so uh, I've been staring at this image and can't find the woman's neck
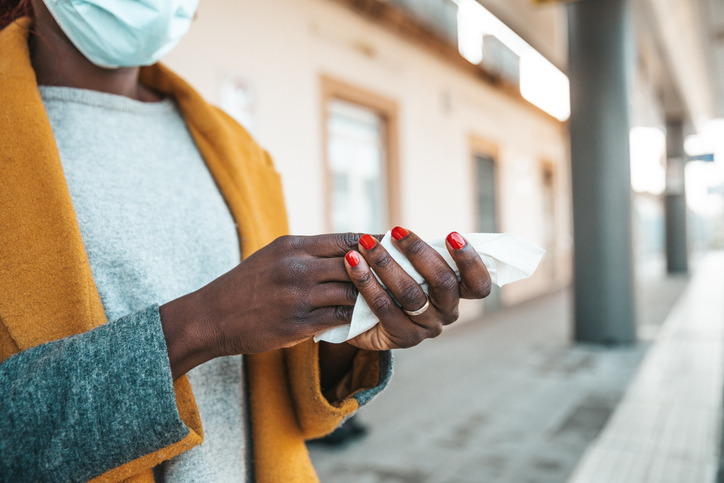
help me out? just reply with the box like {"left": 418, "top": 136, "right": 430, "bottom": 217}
{"left": 29, "top": 0, "right": 162, "bottom": 102}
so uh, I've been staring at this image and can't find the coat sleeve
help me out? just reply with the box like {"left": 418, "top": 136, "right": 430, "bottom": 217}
{"left": 0, "top": 305, "right": 200, "bottom": 483}
{"left": 284, "top": 339, "right": 393, "bottom": 440}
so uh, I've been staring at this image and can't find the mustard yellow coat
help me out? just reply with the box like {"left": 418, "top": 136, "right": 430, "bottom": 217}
{"left": 0, "top": 18, "right": 381, "bottom": 483}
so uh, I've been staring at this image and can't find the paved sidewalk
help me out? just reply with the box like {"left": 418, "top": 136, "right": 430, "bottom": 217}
{"left": 309, "top": 257, "right": 691, "bottom": 483}
{"left": 568, "top": 252, "right": 724, "bottom": 483}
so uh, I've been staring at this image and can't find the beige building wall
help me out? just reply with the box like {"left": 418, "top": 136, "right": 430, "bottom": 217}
{"left": 164, "top": 0, "right": 572, "bottom": 316}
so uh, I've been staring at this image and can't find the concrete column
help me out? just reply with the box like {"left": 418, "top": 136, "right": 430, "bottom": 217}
{"left": 567, "top": 0, "right": 637, "bottom": 344}
{"left": 664, "top": 120, "right": 688, "bottom": 273}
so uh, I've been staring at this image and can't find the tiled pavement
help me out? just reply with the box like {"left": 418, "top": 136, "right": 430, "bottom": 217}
{"left": 567, "top": 252, "right": 724, "bottom": 483}
{"left": 308, "top": 256, "right": 695, "bottom": 483}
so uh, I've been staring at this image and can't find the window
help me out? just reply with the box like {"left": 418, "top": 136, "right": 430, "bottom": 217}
{"left": 541, "top": 162, "right": 557, "bottom": 278}
{"left": 475, "top": 153, "right": 498, "bottom": 233}
{"left": 321, "top": 76, "right": 400, "bottom": 233}
{"left": 326, "top": 100, "right": 387, "bottom": 233}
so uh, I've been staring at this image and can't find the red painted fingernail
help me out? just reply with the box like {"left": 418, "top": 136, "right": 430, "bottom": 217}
{"left": 359, "top": 234, "right": 376, "bottom": 250}
{"left": 346, "top": 251, "right": 360, "bottom": 267}
{"left": 391, "top": 226, "right": 409, "bottom": 240}
{"left": 447, "top": 232, "right": 466, "bottom": 250}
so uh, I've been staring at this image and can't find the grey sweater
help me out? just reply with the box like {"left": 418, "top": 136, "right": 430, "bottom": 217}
{"left": 0, "top": 86, "right": 392, "bottom": 483}
{"left": 42, "top": 86, "right": 247, "bottom": 482}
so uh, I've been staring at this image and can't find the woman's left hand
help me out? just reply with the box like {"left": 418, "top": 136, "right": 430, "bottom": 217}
{"left": 345, "top": 228, "right": 492, "bottom": 351}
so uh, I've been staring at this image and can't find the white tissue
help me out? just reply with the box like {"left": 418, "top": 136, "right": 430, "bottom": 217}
{"left": 314, "top": 231, "right": 546, "bottom": 344}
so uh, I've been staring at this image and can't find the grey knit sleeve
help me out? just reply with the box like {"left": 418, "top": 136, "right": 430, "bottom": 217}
{"left": 0, "top": 304, "right": 189, "bottom": 483}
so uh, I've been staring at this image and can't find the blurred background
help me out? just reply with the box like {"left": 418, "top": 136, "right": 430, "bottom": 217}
{"left": 165, "top": 0, "right": 724, "bottom": 481}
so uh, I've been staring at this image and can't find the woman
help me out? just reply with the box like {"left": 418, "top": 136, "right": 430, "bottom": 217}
{"left": 0, "top": 0, "right": 492, "bottom": 481}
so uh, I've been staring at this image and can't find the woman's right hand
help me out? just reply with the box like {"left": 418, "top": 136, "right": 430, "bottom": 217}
{"left": 160, "top": 234, "right": 361, "bottom": 378}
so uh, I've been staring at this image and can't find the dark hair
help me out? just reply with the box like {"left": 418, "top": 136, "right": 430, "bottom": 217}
{"left": 0, "top": 0, "right": 34, "bottom": 30}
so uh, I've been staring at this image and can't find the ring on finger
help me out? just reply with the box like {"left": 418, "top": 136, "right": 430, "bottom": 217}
{"left": 403, "top": 294, "right": 431, "bottom": 317}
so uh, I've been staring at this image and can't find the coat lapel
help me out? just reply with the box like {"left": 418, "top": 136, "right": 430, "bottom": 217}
{"left": 0, "top": 18, "right": 107, "bottom": 352}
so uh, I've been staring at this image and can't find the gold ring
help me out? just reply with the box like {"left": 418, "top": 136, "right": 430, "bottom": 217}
{"left": 403, "top": 295, "right": 431, "bottom": 317}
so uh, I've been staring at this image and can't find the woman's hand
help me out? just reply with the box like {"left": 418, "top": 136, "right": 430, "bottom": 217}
{"left": 160, "top": 234, "right": 362, "bottom": 379}
{"left": 160, "top": 229, "right": 492, "bottom": 380}
{"left": 345, "top": 228, "right": 492, "bottom": 351}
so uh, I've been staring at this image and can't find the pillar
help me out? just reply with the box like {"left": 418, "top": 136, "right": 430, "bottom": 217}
{"left": 567, "top": 0, "right": 637, "bottom": 343}
{"left": 664, "top": 119, "right": 688, "bottom": 273}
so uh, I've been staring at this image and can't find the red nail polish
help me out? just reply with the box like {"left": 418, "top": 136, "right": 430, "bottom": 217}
{"left": 447, "top": 232, "right": 466, "bottom": 250}
{"left": 391, "top": 226, "right": 409, "bottom": 240}
{"left": 359, "top": 234, "right": 376, "bottom": 250}
{"left": 346, "top": 251, "right": 360, "bottom": 267}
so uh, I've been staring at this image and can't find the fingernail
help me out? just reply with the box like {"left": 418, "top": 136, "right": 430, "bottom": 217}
{"left": 447, "top": 232, "right": 466, "bottom": 250}
{"left": 346, "top": 251, "right": 360, "bottom": 267}
{"left": 359, "top": 234, "right": 376, "bottom": 250}
{"left": 391, "top": 226, "right": 409, "bottom": 240}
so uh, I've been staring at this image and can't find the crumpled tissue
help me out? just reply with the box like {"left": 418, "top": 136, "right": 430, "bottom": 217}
{"left": 315, "top": 231, "right": 546, "bottom": 344}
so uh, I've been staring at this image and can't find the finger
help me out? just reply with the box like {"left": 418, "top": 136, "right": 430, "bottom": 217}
{"left": 309, "top": 282, "right": 358, "bottom": 308}
{"left": 446, "top": 232, "right": 492, "bottom": 300}
{"left": 389, "top": 228, "right": 460, "bottom": 324}
{"left": 297, "top": 233, "right": 387, "bottom": 258}
{"left": 296, "top": 233, "right": 361, "bottom": 258}
{"left": 356, "top": 234, "right": 433, "bottom": 320}
{"left": 344, "top": 250, "right": 432, "bottom": 346}
{"left": 309, "top": 305, "right": 355, "bottom": 330}
{"left": 311, "top": 258, "right": 352, "bottom": 282}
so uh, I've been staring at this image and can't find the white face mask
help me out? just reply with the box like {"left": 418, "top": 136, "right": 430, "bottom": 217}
{"left": 43, "top": 0, "right": 200, "bottom": 69}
